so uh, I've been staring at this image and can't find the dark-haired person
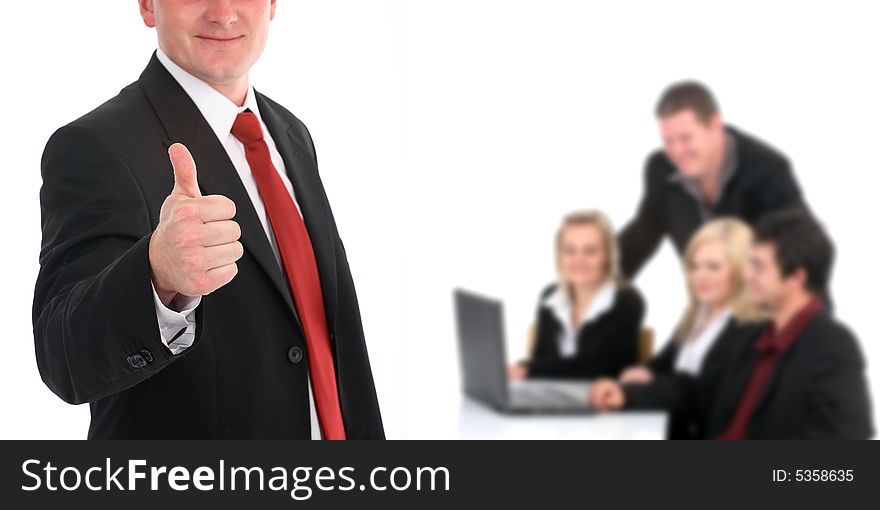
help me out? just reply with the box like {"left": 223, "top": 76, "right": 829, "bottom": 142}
{"left": 619, "top": 81, "right": 810, "bottom": 280}
{"left": 705, "top": 209, "right": 872, "bottom": 439}
{"left": 507, "top": 210, "right": 645, "bottom": 381}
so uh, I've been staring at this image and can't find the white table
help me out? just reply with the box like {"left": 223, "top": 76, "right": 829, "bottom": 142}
{"left": 455, "top": 397, "right": 668, "bottom": 440}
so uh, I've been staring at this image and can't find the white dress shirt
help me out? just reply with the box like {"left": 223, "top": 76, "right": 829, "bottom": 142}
{"left": 541, "top": 280, "right": 617, "bottom": 357}
{"left": 673, "top": 306, "right": 732, "bottom": 376}
{"left": 150, "top": 47, "right": 322, "bottom": 439}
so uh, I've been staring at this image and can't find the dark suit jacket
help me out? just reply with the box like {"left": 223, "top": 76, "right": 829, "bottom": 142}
{"left": 526, "top": 283, "right": 644, "bottom": 379}
{"left": 703, "top": 311, "right": 873, "bottom": 439}
{"left": 33, "top": 52, "right": 384, "bottom": 439}
{"left": 623, "top": 318, "right": 763, "bottom": 439}
{"left": 619, "top": 126, "right": 806, "bottom": 279}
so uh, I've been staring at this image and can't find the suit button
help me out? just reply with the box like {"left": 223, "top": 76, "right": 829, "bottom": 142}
{"left": 287, "top": 346, "right": 303, "bottom": 364}
{"left": 127, "top": 354, "right": 147, "bottom": 369}
{"left": 140, "top": 349, "right": 153, "bottom": 363}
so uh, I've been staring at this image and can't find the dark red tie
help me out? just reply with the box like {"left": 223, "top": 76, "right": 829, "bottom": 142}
{"left": 716, "top": 297, "right": 823, "bottom": 440}
{"left": 231, "top": 110, "right": 346, "bottom": 440}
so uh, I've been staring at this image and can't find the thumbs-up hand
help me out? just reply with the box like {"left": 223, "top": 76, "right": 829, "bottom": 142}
{"left": 149, "top": 143, "right": 243, "bottom": 307}
{"left": 168, "top": 142, "right": 202, "bottom": 198}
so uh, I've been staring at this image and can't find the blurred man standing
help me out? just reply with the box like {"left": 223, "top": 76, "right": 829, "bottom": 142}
{"left": 619, "top": 81, "right": 808, "bottom": 280}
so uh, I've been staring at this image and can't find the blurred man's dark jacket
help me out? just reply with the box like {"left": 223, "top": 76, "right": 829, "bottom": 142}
{"left": 619, "top": 126, "right": 806, "bottom": 279}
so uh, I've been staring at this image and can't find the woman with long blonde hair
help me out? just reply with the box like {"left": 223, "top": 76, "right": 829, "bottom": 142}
{"left": 508, "top": 209, "right": 645, "bottom": 380}
{"left": 589, "top": 218, "right": 767, "bottom": 438}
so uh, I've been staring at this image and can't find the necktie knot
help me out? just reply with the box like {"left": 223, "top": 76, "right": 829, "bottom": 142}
{"left": 231, "top": 110, "right": 264, "bottom": 144}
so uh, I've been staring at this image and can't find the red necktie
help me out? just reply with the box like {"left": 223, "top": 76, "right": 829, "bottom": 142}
{"left": 231, "top": 110, "right": 346, "bottom": 440}
{"left": 716, "top": 297, "right": 823, "bottom": 440}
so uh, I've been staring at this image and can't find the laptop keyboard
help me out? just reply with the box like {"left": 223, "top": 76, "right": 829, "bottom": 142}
{"left": 509, "top": 380, "right": 591, "bottom": 409}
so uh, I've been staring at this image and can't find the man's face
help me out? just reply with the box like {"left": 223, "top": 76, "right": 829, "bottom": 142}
{"left": 746, "top": 242, "right": 791, "bottom": 311}
{"left": 658, "top": 109, "right": 723, "bottom": 179}
{"left": 140, "top": 0, "right": 276, "bottom": 87}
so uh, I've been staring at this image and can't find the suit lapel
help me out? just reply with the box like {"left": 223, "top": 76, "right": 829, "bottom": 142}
{"left": 751, "top": 322, "right": 814, "bottom": 417}
{"left": 722, "top": 322, "right": 807, "bottom": 431}
{"left": 137, "top": 53, "right": 300, "bottom": 327}
{"left": 255, "top": 92, "right": 339, "bottom": 332}
{"left": 751, "top": 311, "right": 823, "bottom": 420}
{"left": 710, "top": 331, "right": 760, "bottom": 429}
{"left": 751, "top": 358, "right": 787, "bottom": 419}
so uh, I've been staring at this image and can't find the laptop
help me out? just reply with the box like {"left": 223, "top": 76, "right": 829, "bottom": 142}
{"left": 454, "top": 288, "right": 594, "bottom": 413}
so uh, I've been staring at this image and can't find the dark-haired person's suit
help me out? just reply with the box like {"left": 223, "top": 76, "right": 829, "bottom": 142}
{"left": 33, "top": 52, "right": 384, "bottom": 439}
{"left": 705, "top": 308, "right": 873, "bottom": 439}
{"left": 619, "top": 126, "right": 808, "bottom": 279}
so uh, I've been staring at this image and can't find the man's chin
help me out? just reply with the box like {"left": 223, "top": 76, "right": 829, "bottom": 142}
{"left": 194, "top": 65, "right": 249, "bottom": 85}
{"left": 676, "top": 166, "right": 703, "bottom": 179}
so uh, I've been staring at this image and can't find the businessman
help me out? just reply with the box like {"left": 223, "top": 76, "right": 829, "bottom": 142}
{"left": 33, "top": 0, "right": 384, "bottom": 439}
{"left": 618, "top": 81, "right": 809, "bottom": 280}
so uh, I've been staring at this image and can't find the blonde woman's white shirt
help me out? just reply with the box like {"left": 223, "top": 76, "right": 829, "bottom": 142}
{"left": 674, "top": 306, "right": 733, "bottom": 376}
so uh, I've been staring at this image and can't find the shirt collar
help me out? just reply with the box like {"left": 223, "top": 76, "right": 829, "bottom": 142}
{"left": 755, "top": 296, "right": 824, "bottom": 354}
{"left": 155, "top": 47, "right": 263, "bottom": 143}
{"left": 691, "top": 304, "right": 733, "bottom": 334}
{"left": 667, "top": 128, "right": 739, "bottom": 196}
{"left": 542, "top": 279, "right": 617, "bottom": 330}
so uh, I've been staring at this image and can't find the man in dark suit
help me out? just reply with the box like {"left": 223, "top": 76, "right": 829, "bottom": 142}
{"left": 32, "top": 0, "right": 383, "bottom": 439}
{"left": 708, "top": 209, "right": 872, "bottom": 439}
{"left": 619, "top": 81, "right": 808, "bottom": 280}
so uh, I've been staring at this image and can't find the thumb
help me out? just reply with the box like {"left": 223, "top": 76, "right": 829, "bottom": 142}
{"left": 168, "top": 143, "right": 201, "bottom": 198}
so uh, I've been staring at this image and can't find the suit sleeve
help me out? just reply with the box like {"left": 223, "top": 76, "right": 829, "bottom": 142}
{"left": 526, "top": 284, "right": 559, "bottom": 361}
{"left": 623, "top": 373, "right": 697, "bottom": 414}
{"left": 802, "top": 328, "right": 874, "bottom": 439}
{"left": 33, "top": 124, "right": 204, "bottom": 405}
{"left": 618, "top": 156, "right": 666, "bottom": 280}
{"left": 526, "top": 289, "right": 645, "bottom": 379}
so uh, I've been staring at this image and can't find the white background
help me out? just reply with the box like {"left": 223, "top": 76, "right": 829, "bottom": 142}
{"left": 1, "top": 0, "right": 877, "bottom": 439}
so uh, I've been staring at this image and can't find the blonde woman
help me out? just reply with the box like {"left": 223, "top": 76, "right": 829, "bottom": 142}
{"left": 508, "top": 210, "right": 645, "bottom": 381}
{"left": 589, "top": 218, "right": 766, "bottom": 438}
